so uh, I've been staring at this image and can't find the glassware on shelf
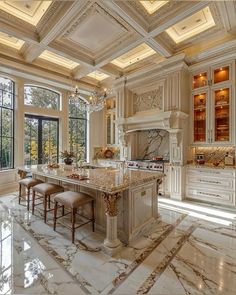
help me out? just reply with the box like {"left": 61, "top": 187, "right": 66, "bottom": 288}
{"left": 193, "top": 72, "right": 207, "bottom": 89}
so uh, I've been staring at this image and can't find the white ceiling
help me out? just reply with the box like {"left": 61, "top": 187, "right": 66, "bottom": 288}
{"left": 0, "top": 0, "right": 235, "bottom": 88}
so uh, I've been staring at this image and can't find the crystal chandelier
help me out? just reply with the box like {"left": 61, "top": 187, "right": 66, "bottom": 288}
{"left": 69, "top": 86, "right": 111, "bottom": 114}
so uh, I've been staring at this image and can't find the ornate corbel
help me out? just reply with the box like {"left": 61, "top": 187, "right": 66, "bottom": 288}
{"left": 103, "top": 192, "right": 121, "bottom": 217}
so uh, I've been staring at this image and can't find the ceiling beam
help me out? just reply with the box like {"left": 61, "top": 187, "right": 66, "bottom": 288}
{"left": 104, "top": 0, "right": 172, "bottom": 58}
{"left": 22, "top": 0, "right": 92, "bottom": 63}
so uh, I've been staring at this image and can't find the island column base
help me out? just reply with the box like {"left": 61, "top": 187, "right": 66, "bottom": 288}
{"left": 102, "top": 193, "right": 123, "bottom": 256}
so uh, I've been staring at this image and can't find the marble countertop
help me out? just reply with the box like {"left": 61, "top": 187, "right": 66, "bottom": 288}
{"left": 187, "top": 163, "right": 236, "bottom": 170}
{"left": 19, "top": 165, "right": 164, "bottom": 194}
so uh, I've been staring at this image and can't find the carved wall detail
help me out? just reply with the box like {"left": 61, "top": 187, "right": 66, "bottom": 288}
{"left": 133, "top": 87, "right": 163, "bottom": 113}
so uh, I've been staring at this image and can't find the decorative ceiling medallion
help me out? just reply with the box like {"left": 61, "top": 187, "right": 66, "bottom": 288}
{"left": 166, "top": 6, "right": 215, "bottom": 44}
{"left": 111, "top": 43, "right": 156, "bottom": 69}
{"left": 139, "top": 0, "right": 168, "bottom": 14}
{"left": 0, "top": 1, "right": 52, "bottom": 26}
{"left": 39, "top": 50, "right": 79, "bottom": 69}
{"left": 0, "top": 31, "right": 24, "bottom": 50}
{"left": 87, "top": 71, "right": 109, "bottom": 81}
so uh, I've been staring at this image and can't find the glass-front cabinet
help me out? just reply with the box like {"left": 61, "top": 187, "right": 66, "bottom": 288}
{"left": 191, "top": 61, "right": 234, "bottom": 145}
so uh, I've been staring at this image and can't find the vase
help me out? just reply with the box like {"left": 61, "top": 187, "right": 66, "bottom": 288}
{"left": 64, "top": 158, "right": 73, "bottom": 165}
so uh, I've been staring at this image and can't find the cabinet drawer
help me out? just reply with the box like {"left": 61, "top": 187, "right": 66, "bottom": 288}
{"left": 187, "top": 167, "right": 235, "bottom": 178}
{"left": 187, "top": 187, "right": 235, "bottom": 206}
{"left": 187, "top": 175, "right": 235, "bottom": 190}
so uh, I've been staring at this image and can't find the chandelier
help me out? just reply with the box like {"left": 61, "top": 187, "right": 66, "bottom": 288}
{"left": 69, "top": 86, "right": 111, "bottom": 114}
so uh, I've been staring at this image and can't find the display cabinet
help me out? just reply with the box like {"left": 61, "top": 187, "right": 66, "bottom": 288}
{"left": 191, "top": 61, "right": 234, "bottom": 145}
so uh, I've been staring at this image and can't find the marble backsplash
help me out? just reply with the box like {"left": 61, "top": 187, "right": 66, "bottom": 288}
{"left": 191, "top": 146, "right": 235, "bottom": 164}
{"left": 137, "top": 129, "right": 169, "bottom": 160}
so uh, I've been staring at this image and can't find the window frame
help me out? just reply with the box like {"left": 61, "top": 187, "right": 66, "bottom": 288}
{"left": 0, "top": 77, "right": 15, "bottom": 171}
{"left": 68, "top": 96, "right": 88, "bottom": 161}
{"left": 24, "top": 84, "right": 61, "bottom": 110}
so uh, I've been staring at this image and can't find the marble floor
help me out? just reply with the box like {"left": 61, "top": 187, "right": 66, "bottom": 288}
{"left": 0, "top": 193, "right": 236, "bottom": 295}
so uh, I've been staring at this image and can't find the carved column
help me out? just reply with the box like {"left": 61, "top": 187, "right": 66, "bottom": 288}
{"left": 102, "top": 192, "right": 122, "bottom": 256}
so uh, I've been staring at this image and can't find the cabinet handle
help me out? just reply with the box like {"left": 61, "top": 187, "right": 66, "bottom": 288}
{"left": 210, "top": 129, "right": 213, "bottom": 143}
{"left": 199, "top": 191, "right": 221, "bottom": 198}
{"left": 199, "top": 179, "right": 220, "bottom": 184}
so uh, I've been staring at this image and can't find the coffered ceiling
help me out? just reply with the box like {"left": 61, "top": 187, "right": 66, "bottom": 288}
{"left": 0, "top": 0, "right": 235, "bottom": 89}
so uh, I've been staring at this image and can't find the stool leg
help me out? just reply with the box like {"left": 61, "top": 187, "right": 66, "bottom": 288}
{"left": 62, "top": 205, "right": 65, "bottom": 216}
{"left": 44, "top": 195, "right": 47, "bottom": 223}
{"left": 53, "top": 201, "right": 58, "bottom": 231}
{"left": 92, "top": 200, "right": 95, "bottom": 232}
{"left": 32, "top": 191, "right": 36, "bottom": 214}
{"left": 48, "top": 195, "right": 51, "bottom": 209}
{"left": 19, "top": 184, "right": 22, "bottom": 204}
{"left": 72, "top": 208, "right": 76, "bottom": 243}
{"left": 27, "top": 188, "right": 30, "bottom": 211}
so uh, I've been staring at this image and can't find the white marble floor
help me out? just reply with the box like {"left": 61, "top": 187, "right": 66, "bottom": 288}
{"left": 0, "top": 193, "right": 236, "bottom": 295}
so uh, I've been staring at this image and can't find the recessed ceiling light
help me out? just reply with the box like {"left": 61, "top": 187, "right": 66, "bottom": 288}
{"left": 165, "top": 6, "right": 215, "bottom": 44}
{"left": 87, "top": 71, "right": 109, "bottom": 81}
{"left": 0, "top": 31, "right": 24, "bottom": 50}
{"left": 140, "top": 1, "right": 168, "bottom": 14}
{"left": 39, "top": 50, "right": 79, "bottom": 70}
{"left": 111, "top": 43, "right": 156, "bottom": 69}
{"left": 0, "top": 1, "right": 52, "bottom": 26}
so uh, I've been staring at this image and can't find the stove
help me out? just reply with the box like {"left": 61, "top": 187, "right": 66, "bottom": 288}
{"left": 126, "top": 159, "right": 165, "bottom": 172}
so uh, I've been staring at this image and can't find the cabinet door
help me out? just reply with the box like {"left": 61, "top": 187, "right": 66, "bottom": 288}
{"left": 193, "top": 91, "right": 209, "bottom": 143}
{"left": 211, "top": 86, "right": 231, "bottom": 143}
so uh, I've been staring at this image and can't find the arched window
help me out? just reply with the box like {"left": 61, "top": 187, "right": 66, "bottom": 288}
{"left": 23, "top": 85, "right": 60, "bottom": 165}
{"left": 68, "top": 96, "right": 87, "bottom": 161}
{"left": 24, "top": 85, "right": 60, "bottom": 110}
{"left": 0, "top": 77, "right": 14, "bottom": 170}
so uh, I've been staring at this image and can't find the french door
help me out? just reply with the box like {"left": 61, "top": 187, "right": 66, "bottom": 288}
{"left": 24, "top": 115, "right": 59, "bottom": 165}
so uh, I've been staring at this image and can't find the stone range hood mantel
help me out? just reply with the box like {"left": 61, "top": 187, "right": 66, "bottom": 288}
{"left": 117, "top": 109, "right": 188, "bottom": 133}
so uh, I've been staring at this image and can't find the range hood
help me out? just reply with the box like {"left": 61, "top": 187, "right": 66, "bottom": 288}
{"left": 117, "top": 109, "right": 188, "bottom": 133}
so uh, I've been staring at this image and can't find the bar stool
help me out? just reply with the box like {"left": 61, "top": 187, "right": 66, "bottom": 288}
{"left": 53, "top": 191, "right": 95, "bottom": 243}
{"left": 18, "top": 178, "right": 43, "bottom": 211}
{"left": 32, "top": 183, "right": 64, "bottom": 223}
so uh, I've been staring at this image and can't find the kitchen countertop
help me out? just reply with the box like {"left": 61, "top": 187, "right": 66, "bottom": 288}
{"left": 19, "top": 164, "right": 165, "bottom": 194}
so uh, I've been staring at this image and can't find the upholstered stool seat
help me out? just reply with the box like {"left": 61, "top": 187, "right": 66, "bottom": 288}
{"left": 18, "top": 178, "right": 43, "bottom": 211}
{"left": 53, "top": 191, "right": 95, "bottom": 243}
{"left": 32, "top": 183, "right": 64, "bottom": 223}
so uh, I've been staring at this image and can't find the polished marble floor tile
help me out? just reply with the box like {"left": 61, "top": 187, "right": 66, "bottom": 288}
{"left": 0, "top": 193, "right": 236, "bottom": 295}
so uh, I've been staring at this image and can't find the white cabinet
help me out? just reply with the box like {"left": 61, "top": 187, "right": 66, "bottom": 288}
{"left": 191, "top": 61, "right": 235, "bottom": 146}
{"left": 159, "top": 163, "right": 170, "bottom": 196}
{"left": 186, "top": 167, "right": 236, "bottom": 206}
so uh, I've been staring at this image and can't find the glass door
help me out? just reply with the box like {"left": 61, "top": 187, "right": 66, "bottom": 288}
{"left": 214, "top": 87, "right": 230, "bottom": 142}
{"left": 24, "top": 115, "right": 59, "bottom": 165}
{"left": 193, "top": 92, "right": 207, "bottom": 142}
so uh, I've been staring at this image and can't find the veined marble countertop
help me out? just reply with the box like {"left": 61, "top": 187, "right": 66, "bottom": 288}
{"left": 19, "top": 164, "right": 164, "bottom": 194}
{"left": 187, "top": 163, "right": 236, "bottom": 170}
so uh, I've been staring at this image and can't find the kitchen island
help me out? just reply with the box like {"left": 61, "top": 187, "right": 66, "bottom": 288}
{"left": 18, "top": 165, "right": 164, "bottom": 255}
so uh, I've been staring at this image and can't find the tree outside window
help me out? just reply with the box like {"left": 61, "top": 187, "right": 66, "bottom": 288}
{"left": 68, "top": 96, "right": 87, "bottom": 162}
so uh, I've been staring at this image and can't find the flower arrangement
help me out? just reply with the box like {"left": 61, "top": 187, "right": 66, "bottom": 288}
{"left": 60, "top": 150, "right": 76, "bottom": 159}
{"left": 60, "top": 150, "right": 76, "bottom": 165}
